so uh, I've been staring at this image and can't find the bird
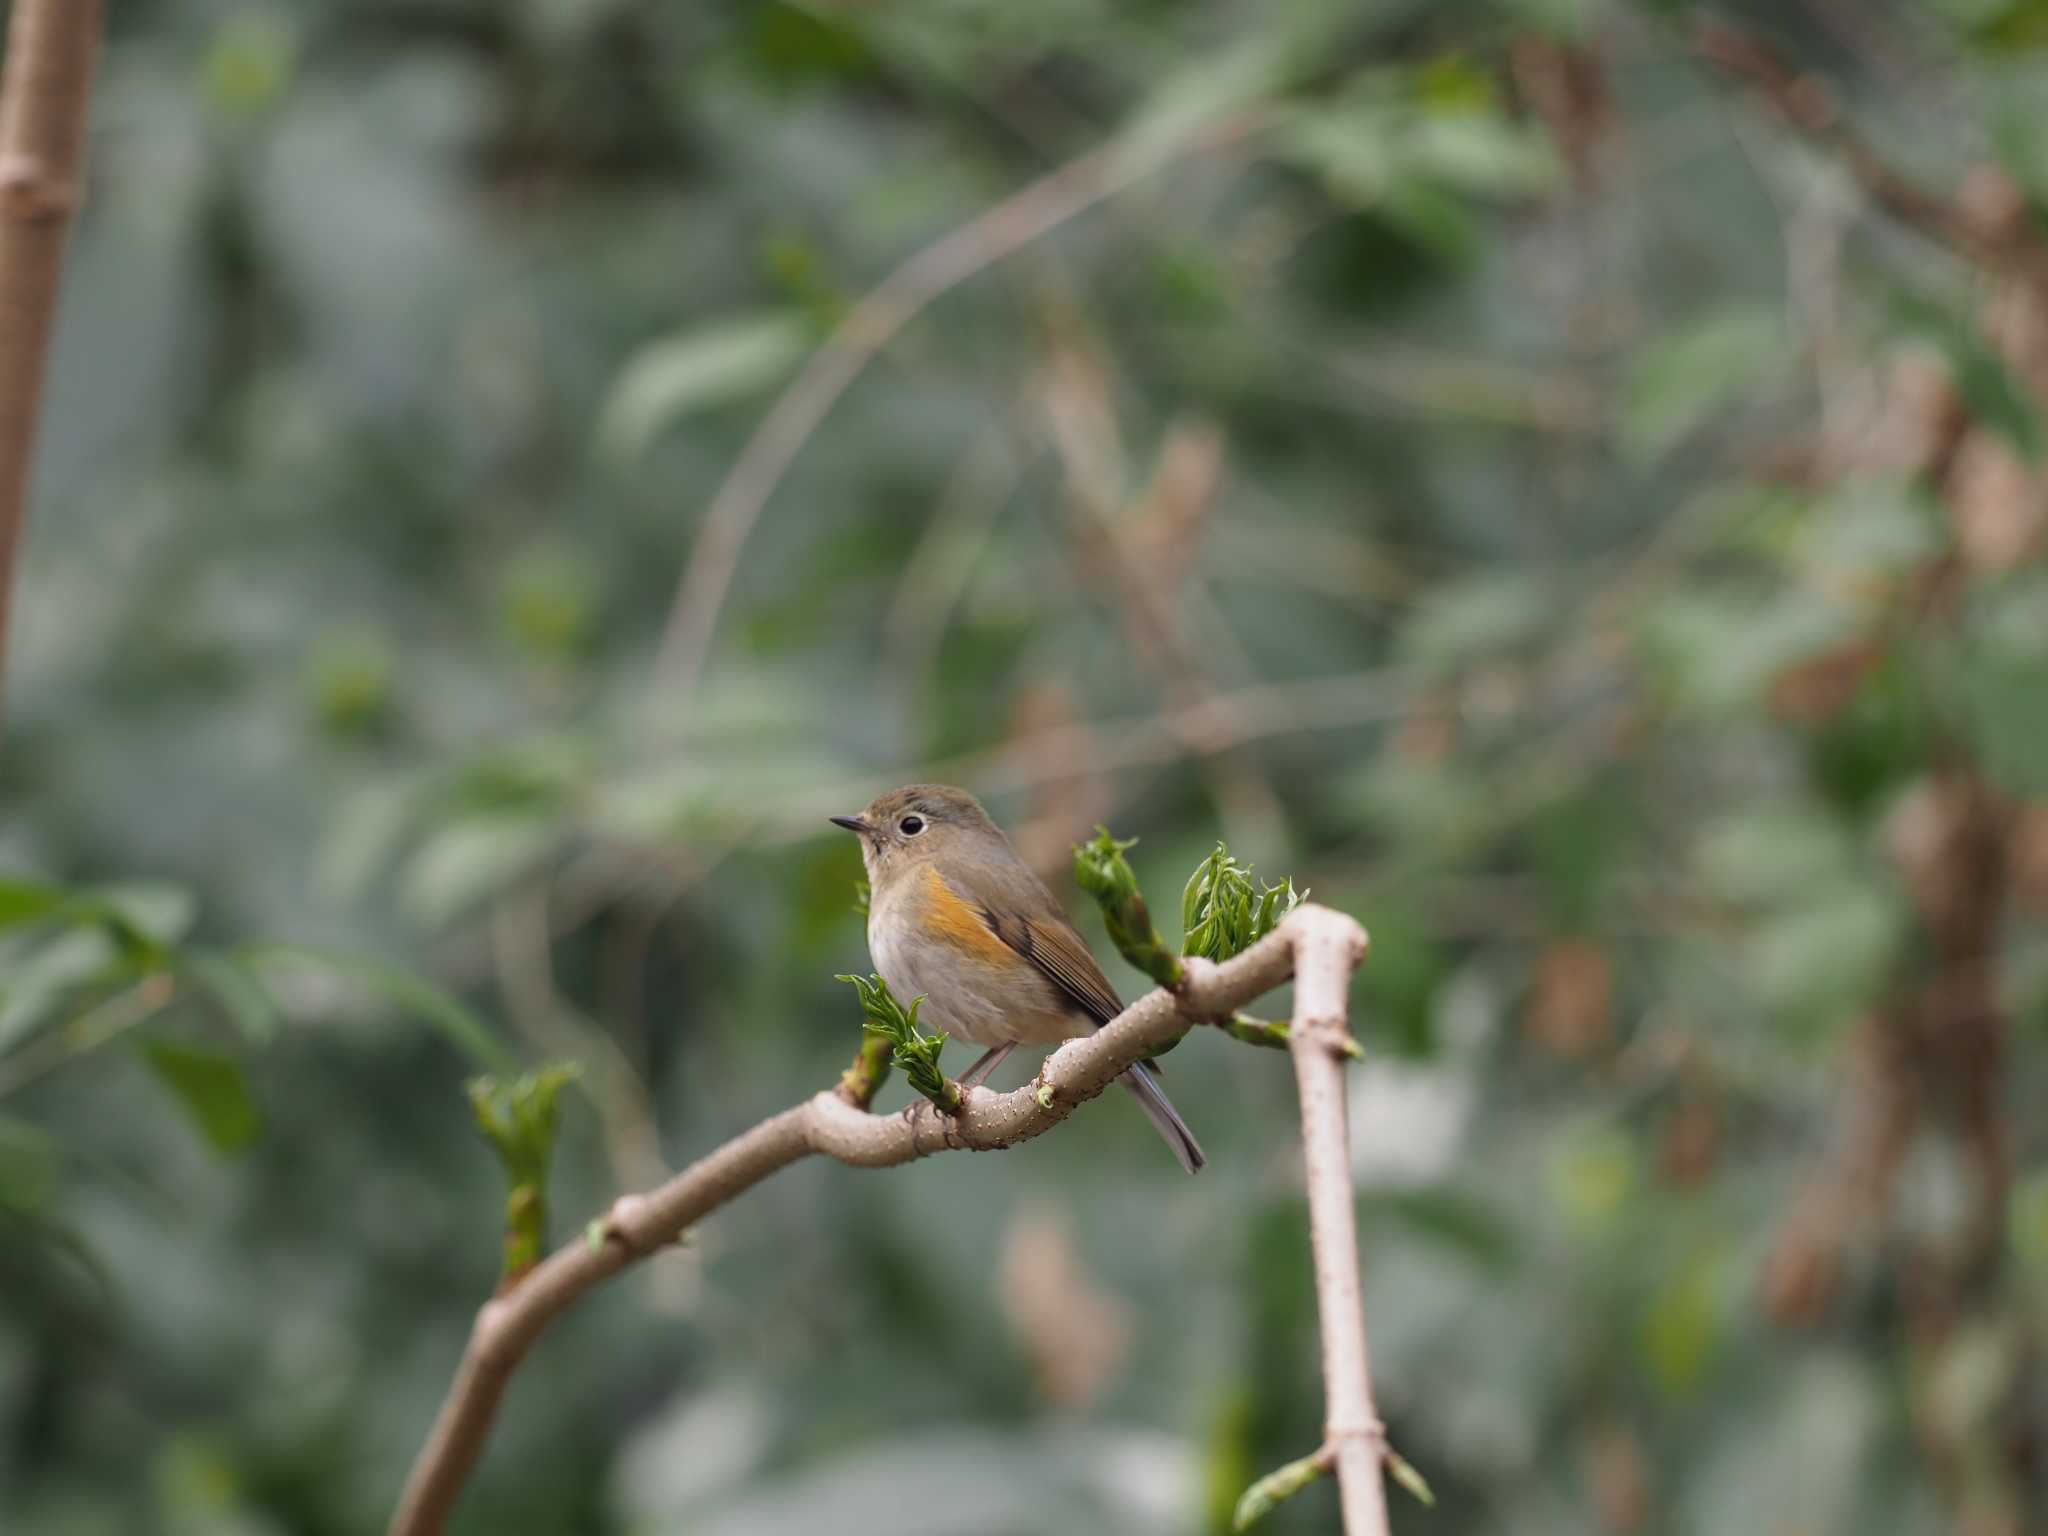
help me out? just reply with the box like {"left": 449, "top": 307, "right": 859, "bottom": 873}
{"left": 831, "top": 784, "right": 1206, "bottom": 1174}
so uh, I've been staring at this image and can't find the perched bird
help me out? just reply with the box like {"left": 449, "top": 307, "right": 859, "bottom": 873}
{"left": 832, "top": 784, "right": 1206, "bottom": 1174}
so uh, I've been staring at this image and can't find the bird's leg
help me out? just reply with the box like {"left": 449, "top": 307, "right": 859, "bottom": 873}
{"left": 957, "top": 1042, "right": 1017, "bottom": 1089}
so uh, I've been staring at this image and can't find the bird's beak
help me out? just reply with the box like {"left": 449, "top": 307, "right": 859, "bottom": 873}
{"left": 829, "top": 814, "right": 872, "bottom": 835}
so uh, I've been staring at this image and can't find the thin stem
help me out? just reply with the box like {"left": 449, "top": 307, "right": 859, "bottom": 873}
{"left": 0, "top": 0, "right": 103, "bottom": 723}
{"left": 649, "top": 113, "right": 1260, "bottom": 714}
{"left": 1286, "top": 913, "right": 1389, "bottom": 1534}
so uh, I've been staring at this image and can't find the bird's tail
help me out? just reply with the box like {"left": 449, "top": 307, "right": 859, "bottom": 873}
{"left": 1121, "top": 1059, "right": 1207, "bottom": 1174}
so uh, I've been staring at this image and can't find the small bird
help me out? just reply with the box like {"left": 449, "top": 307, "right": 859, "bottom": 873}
{"left": 832, "top": 784, "right": 1206, "bottom": 1174}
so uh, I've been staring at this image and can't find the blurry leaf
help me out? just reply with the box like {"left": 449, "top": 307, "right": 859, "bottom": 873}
{"left": 142, "top": 1041, "right": 262, "bottom": 1156}
{"left": 97, "top": 883, "right": 197, "bottom": 946}
{"left": 1275, "top": 72, "right": 1560, "bottom": 221}
{"left": 0, "top": 927, "right": 125, "bottom": 1055}
{"left": 1974, "top": 0, "right": 2048, "bottom": 50}
{"left": 1402, "top": 570, "right": 1556, "bottom": 675}
{"left": 598, "top": 310, "right": 813, "bottom": 463}
{"left": 1741, "top": 884, "right": 1901, "bottom": 1039}
{"left": 1957, "top": 573, "right": 2048, "bottom": 795}
{"left": 1619, "top": 307, "right": 1786, "bottom": 463}
{"left": 1346, "top": 751, "right": 1492, "bottom": 857}
{"left": 316, "top": 775, "right": 431, "bottom": 905}
{"left": 1404, "top": 109, "right": 1562, "bottom": 198}
{"left": 745, "top": 1, "right": 874, "bottom": 85}
{"left": 1806, "top": 650, "right": 1934, "bottom": 813}
{"left": 446, "top": 736, "right": 596, "bottom": 813}
{"left": 1693, "top": 805, "right": 1858, "bottom": 907}
{"left": 1886, "top": 289, "right": 2043, "bottom": 459}
{"left": 238, "top": 944, "right": 514, "bottom": 1070}
{"left": 1549, "top": 1123, "right": 1636, "bottom": 1230}
{"left": 1359, "top": 1188, "right": 1518, "bottom": 1274}
{"left": 305, "top": 627, "right": 395, "bottom": 737}
{"left": 1641, "top": 1254, "right": 1718, "bottom": 1395}
{"left": 178, "top": 950, "right": 282, "bottom": 1046}
{"left": 1415, "top": 51, "right": 1497, "bottom": 110}
{"left": 202, "top": 13, "right": 294, "bottom": 116}
{"left": 1524, "top": 778, "right": 1630, "bottom": 928}
{"left": 0, "top": 877, "right": 64, "bottom": 928}
{"left": 499, "top": 543, "right": 600, "bottom": 661}
{"left": 2010, "top": 1167, "right": 2048, "bottom": 1276}
{"left": 1798, "top": 477, "right": 1944, "bottom": 577}
{"left": 0, "top": 1114, "right": 59, "bottom": 1213}
{"left": 399, "top": 816, "right": 560, "bottom": 929}
{"left": 1120, "top": 30, "right": 1298, "bottom": 166}
{"left": 1639, "top": 587, "right": 1856, "bottom": 717}
{"left": 1350, "top": 912, "right": 1447, "bottom": 1056}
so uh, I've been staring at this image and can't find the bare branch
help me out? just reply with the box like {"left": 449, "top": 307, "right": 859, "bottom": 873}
{"left": 1692, "top": 15, "right": 2048, "bottom": 281}
{"left": 388, "top": 904, "right": 1378, "bottom": 1536}
{"left": 0, "top": 0, "right": 102, "bottom": 721}
{"left": 1286, "top": 909, "right": 1391, "bottom": 1534}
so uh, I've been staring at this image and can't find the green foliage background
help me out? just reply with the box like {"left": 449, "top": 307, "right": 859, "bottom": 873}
{"left": 4, "top": 0, "right": 2048, "bottom": 1531}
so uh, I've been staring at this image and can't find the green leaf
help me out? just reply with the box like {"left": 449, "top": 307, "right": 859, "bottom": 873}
{"left": 236, "top": 944, "right": 514, "bottom": 1071}
{"left": 598, "top": 310, "right": 814, "bottom": 462}
{"left": 142, "top": 1041, "right": 263, "bottom": 1156}
{"left": 1956, "top": 574, "right": 2048, "bottom": 796}
{"left": 1180, "top": 842, "right": 1304, "bottom": 963}
{"left": 1402, "top": 570, "right": 1558, "bottom": 676}
{"left": 1741, "top": 884, "right": 1903, "bottom": 1040}
{"left": 1620, "top": 307, "right": 1786, "bottom": 464}
{"left": 837, "top": 973, "right": 953, "bottom": 1110}
{"left": 1231, "top": 1447, "right": 1332, "bottom": 1531}
{"left": 1642, "top": 1253, "right": 1720, "bottom": 1395}
{"left": 0, "top": 927, "right": 128, "bottom": 1056}
{"left": 468, "top": 1063, "right": 581, "bottom": 1190}
{"left": 1693, "top": 805, "right": 1859, "bottom": 908}
{"left": 399, "top": 815, "right": 561, "bottom": 929}
{"left": 178, "top": 950, "right": 281, "bottom": 1045}
{"left": 0, "top": 878, "right": 65, "bottom": 928}
{"left": 1638, "top": 587, "right": 1856, "bottom": 718}
{"left": 1075, "top": 828, "right": 1184, "bottom": 988}
{"left": 0, "top": 1114, "right": 59, "bottom": 1212}
{"left": 1886, "top": 289, "right": 2043, "bottom": 459}
{"left": 469, "top": 1064, "right": 582, "bottom": 1279}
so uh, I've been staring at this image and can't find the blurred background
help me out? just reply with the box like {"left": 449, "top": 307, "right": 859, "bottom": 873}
{"left": 3, "top": 0, "right": 2048, "bottom": 1531}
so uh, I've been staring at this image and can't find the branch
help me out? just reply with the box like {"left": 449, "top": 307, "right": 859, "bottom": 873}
{"left": 387, "top": 904, "right": 1373, "bottom": 1536}
{"left": 1285, "top": 909, "right": 1393, "bottom": 1535}
{"left": 1692, "top": 16, "right": 2048, "bottom": 281}
{"left": 649, "top": 112, "right": 1260, "bottom": 710}
{"left": 0, "top": 0, "right": 102, "bottom": 723}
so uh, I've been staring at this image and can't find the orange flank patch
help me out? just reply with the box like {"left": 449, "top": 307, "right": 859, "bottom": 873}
{"left": 919, "top": 866, "right": 1015, "bottom": 964}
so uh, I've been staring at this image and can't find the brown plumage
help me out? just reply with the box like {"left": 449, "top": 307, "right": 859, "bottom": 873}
{"left": 832, "top": 784, "right": 1206, "bottom": 1173}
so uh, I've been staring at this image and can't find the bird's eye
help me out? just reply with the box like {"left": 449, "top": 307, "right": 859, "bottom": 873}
{"left": 898, "top": 814, "right": 925, "bottom": 836}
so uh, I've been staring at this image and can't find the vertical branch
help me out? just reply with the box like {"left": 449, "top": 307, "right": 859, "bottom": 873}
{"left": 1286, "top": 913, "right": 1390, "bottom": 1535}
{"left": 0, "top": 0, "right": 101, "bottom": 716}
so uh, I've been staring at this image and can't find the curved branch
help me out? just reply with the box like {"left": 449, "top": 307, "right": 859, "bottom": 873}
{"left": 649, "top": 112, "right": 1260, "bottom": 711}
{"left": 388, "top": 904, "right": 1376, "bottom": 1536}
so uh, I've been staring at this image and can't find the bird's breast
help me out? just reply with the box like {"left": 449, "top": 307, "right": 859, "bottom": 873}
{"left": 867, "top": 868, "right": 1085, "bottom": 1046}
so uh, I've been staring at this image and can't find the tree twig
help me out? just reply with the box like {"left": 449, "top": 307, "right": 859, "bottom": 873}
{"left": 387, "top": 904, "right": 1374, "bottom": 1536}
{"left": 1691, "top": 15, "right": 2048, "bottom": 281}
{"left": 649, "top": 112, "right": 1261, "bottom": 712}
{"left": 1285, "top": 909, "right": 1390, "bottom": 1534}
{"left": 0, "top": 0, "right": 102, "bottom": 722}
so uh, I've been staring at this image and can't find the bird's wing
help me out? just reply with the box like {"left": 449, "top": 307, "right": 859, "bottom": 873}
{"left": 937, "top": 863, "right": 1125, "bottom": 1027}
